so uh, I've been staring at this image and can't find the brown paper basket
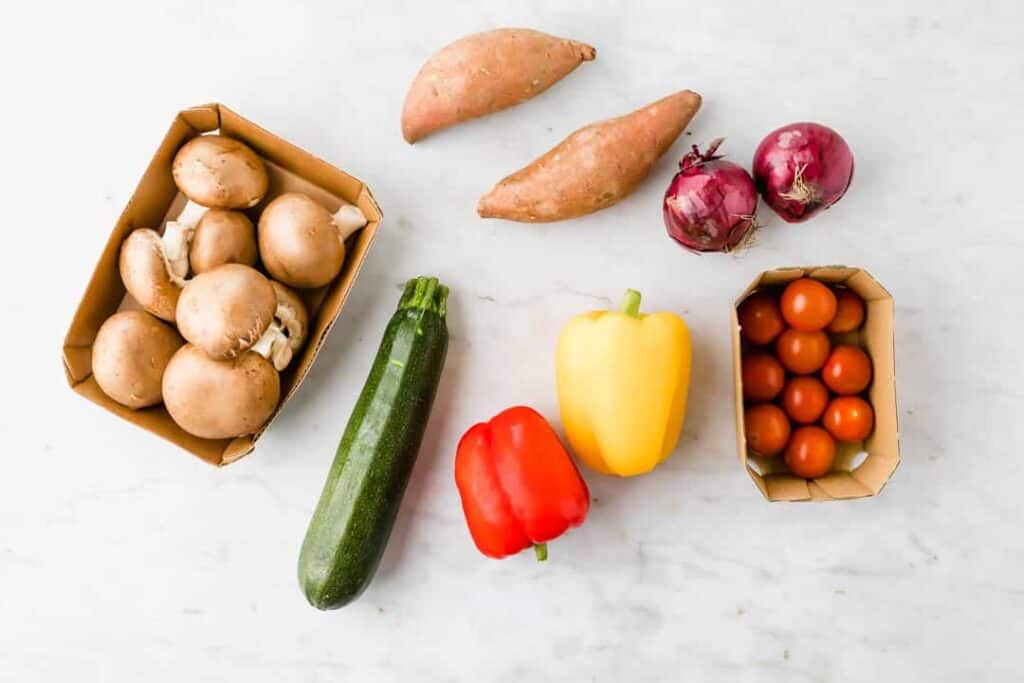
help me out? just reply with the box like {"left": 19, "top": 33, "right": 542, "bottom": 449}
{"left": 62, "top": 103, "right": 382, "bottom": 466}
{"left": 732, "top": 266, "right": 899, "bottom": 501}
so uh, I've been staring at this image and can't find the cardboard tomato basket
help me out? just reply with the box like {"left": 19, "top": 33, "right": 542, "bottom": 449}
{"left": 732, "top": 266, "right": 899, "bottom": 501}
{"left": 62, "top": 103, "right": 382, "bottom": 466}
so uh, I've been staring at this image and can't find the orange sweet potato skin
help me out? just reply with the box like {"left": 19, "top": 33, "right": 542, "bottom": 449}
{"left": 401, "top": 28, "right": 595, "bottom": 144}
{"left": 477, "top": 90, "right": 702, "bottom": 223}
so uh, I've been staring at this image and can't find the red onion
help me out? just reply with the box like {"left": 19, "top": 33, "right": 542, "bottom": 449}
{"left": 662, "top": 139, "right": 758, "bottom": 253}
{"left": 752, "top": 122, "right": 854, "bottom": 223}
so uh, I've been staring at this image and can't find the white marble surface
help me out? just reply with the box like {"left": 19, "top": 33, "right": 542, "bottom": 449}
{"left": 3, "top": 1, "right": 1023, "bottom": 680}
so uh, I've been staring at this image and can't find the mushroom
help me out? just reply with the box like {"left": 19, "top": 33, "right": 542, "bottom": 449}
{"left": 162, "top": 344, "right": 280, "bottom": 439}
{"left": 250, "top": 281, "right": 310, "bottom": 371}
{"left": 92, "top": 310, "right": 183, "bottom": 409}
{"left": 189, "top": 209, "right": 258, "bottom": 274}
{"left": 257, "top": 192, "right": 368, "bottom": 289}
{"left": 120, "top": 228, "right": 187, "bottom": 321}
{"left": 118, "top": 197, "right": 219, "bottom": 321}
{"left": 118, "top": 199, "right": 254, "bottom": 313}
{"left": 175, "top": 264, "right": 276, "bottom": 360}
{"left": 172, "top": 135, "right": 268, "bottom": 209}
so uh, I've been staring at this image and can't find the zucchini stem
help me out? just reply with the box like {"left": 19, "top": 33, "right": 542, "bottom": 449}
{"left": 399, "top": 276, "right": 449, "bottom": 317}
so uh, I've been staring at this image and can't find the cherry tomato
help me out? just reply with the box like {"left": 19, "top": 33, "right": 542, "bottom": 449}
{"left": 823, "top": 396, "right": 874, "bottom": 442}
{"left": 775, "top": 329, "right": 830, "bottom": 374}
{"left": 780, "top": 376, "right": 830, "bottom": 424}
{"left": 784, "top": 426, "right": 836, "bottom": 478}
{"left": 780, "top": 278, "right": 837, "bottom": 331}
{"left": 742, "top": 352, "right": 786, "bottom": 401}
{"left": 738, "top": 291, "right": 785, "bottom": 345}
{"left": 828, "top": 288, "right": 865, "bottom": 334}
{"left": 822, "top": 345, "right": 873, "bottom": 395}
{"left": 744, "top": 403, "right": 791, "bottom": 457}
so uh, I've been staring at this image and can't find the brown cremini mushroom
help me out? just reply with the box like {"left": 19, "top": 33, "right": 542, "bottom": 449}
{"left": 189, "top": 209, "right": 258, "bottom": 274}
{"left": 92, "top": 310, "right": 184, "bottom": 409}
{"left": 175, "top": 264, "right": 276, "bottom": 359}
{"left": 172, "top": 135, "right": 268, "bottom": 209}
{"left": 119, "top": 228, "right": 187, "bottom": 322}
{"left": 162, "top": 344, "right": 280, "bottom": 439}
{"left": 257, "top": 192, "right": 367, "bottom": 289}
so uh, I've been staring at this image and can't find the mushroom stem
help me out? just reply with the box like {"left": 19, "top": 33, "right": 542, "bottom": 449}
{"left": 331, "top": 203, "right": 368, "bottom": 242}
{"left": 176, "top": 199, "right": 209, "bottom": 229}
{"left": 161, "top": 222, "right": 193, "bottom": 286}
{"left": 159, "top": 202, "right": 208, "bottom": 285}
{"left": 251, "top": 302, "right": 305, "bottom": 371}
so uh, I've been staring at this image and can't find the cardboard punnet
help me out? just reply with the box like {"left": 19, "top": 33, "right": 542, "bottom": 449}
{"left": 732, "top": 267, "right": 899, "bottom": 501}
{"left": 62, "top": 103, "right": 382, "bottom": 466}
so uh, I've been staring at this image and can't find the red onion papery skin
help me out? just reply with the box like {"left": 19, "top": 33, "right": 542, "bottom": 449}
{"left": 662, "top": 139, "right": 759, "bottom": 253}
{"left": 752, "top": 122, "right": 854, "bottom": 223}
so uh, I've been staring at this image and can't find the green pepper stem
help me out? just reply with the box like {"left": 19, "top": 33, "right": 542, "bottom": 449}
{"left": 620, "top": 289, "right": 642, "bottom": 317}
{"left": 533, "top": 543, "right": 548, "bottom": 562}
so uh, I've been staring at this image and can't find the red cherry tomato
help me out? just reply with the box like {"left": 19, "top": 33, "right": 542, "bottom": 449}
{"left": 742, "top": 352, "right": 786, "bottom": 401}
{"left": 822, "top": 345, "right": 873, "bottom": 395}
{"left": 784, "top": 426, "right": 836, "bottom": 478}
{"left": 738, "top": 292, "right": 785, "bottom": 345}
{"left": 780, "top": 376, "right": 830, "bottom": 424}
{"left": 828, "top": 288, "right": 865, "bottom": 334}
{"left": 780, "top": 278, "right": 837, "bottom": 331}
{"left": 744, "top": 403, "right": 791, "bottom": 457}
{"left": 775, "top": 329, "right": 830, "bottom": 374}
{"left": 823, "top": 396, "right": 874, "bottom": 442}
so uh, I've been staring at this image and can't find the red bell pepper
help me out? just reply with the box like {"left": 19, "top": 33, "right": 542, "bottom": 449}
{"left": 455, "top": 406, "right": 590, "bottom": 560}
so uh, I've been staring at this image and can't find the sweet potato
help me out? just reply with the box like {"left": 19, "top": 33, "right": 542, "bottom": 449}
{"left": 477, "top": 90, "right": 702, "bottom": 223}
{"left": 401, "top": 28, "right": 595, "bottom": 144}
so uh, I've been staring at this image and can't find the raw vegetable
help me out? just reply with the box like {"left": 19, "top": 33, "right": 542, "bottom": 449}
{"left": 753, "top": 122, "right": 854, "bottom": 222}
{"left": 741, "top": 352, "right": 785, "bottom": 402}
{"left": 738, "top": 276, "right": 879, "bottom": 481}
{"left": 119, "top": 228, "right": 186, "bottom": 322}
{"left": 744, "top": 403, "right": 791, "bottom": 457}
{"left": 775, "top": 329, "right": 830, "bottom": 374}
{"left": 478, "top": 90, "right": 702, "bottom": 222}
{"left": 189, "top": 209, "right": 257, "bottom": 274}
{"left": 162, "top": 344, "right": 280, "bottom": 439}
{"left": 784, "top": 426, "right": 836, "bottom": 478}
{"left": 556, "top": 289, "right": 691, "bottom": 476}
{"left": 172, "top": 135, "right": 268, "bottom": 209}
{"left": 258, "top": 192, "right": 367, "bottom": 289}
{"left": 737, "top": 291, "right": 784, "bottom": 345}
{"left": 401, "top": 28, "right": 596, "bottom": 144}
{"left": 780, "top": 278, "right": 837, "bottom": 331}
{"left": 828, "top": 288, "right": 865, "bottom": 334}
{"left": 823, "top": 396, "right": 874, "bottom": 442}
{"left": 175, "top": 264, "right": 277, "bottom": 360}
{"left": 780, "top": 376, "right": 829, "bottom": 424}
{"left": 821, "top": 345, "right": 872, "bottom": 395}
{"left": 298, "top": 277, "right": 449, "bottom": 610}
{"left": 455, "top": 406, "right": 589, "bottom": 560}
{"left": 91, "top": 311, "right": 183, "bottom": 409}
{"left": 663, "top": 138, "right": 758, "bottom": 252}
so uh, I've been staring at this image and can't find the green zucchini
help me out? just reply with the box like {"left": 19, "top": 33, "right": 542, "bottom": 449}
{"left": 298, "top": 276, "right": 449, "bottom": 610}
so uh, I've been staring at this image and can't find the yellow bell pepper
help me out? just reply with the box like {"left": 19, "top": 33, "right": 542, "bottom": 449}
{"left": 556, "top": 289, "right": 691, "bottom": 476}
